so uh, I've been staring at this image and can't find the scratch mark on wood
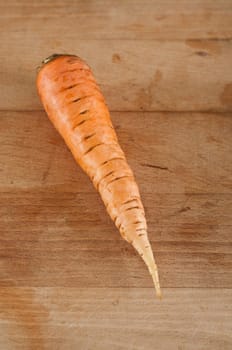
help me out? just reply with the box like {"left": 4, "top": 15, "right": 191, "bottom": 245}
{"left": 186, "top": 39, "right": 221, "bottom": 55}
{"left": 178, "top": 206, "right": 191, "bottom": 214}
{"left": 195, "top": 51, "right": 209, "bottom": 57}
{"left": 112, "top": 53, "right": 121, "bottom": 63}
{"left": 221, "top": 83, "right": 232, "bottom": 108}
{"left": 42, "top": 153, "right": 54, "bottom": 183}
{"left": 140, "top": 163, "right": 169, "bottom": 171}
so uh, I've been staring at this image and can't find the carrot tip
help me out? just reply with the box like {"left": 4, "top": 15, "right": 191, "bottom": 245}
{"left": 151, "top": 269, "right": 162, "bottom": 299}
{"left": 131, "top": 238, "right": 162, "bottom": 299}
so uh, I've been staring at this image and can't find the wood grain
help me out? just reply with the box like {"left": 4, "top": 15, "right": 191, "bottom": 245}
{"left": 1, "top": 190, "right": 231, "bottom": 288}
{"left": 0, "top": 287, "right": 231, "bottom": 350}
{"left": 1, "top": 1, "right": 232, "bottom": 348}
{"left": 0, "top": 38, "right": 232, "bottom": 111}
{"left": 1, "top": 111, "right": 231, "bottom": 289}
{"left": 1, "top": 0, "right": 232, "bottom": 40}
{"left": 0, "top": 111, "right": 231, "bottom": 194}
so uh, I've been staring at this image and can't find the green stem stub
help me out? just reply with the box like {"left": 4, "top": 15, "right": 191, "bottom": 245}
{"left": 37, "top": 53, "right": 77, "bottom": 72}
{"left": 42, "top": 53, "right": 76, "bottom": 65}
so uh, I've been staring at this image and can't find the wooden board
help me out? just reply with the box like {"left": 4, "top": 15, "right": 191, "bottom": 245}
{"left": 0, "top": 288, "right": 231, "bottom": 350}
{"left": 1, "top": 0, "right": 232, "bottom": 40}
{"left": 1, "top": 188, "right": 232, "bottom": 288}
{"left": 1, "top": 1, "right": 232, "bottom": 349}
{"left": 1, "top": 0, "right": 232, "bottom": 112}
{"left": 1, "top": 111, "right": 232, "bottom": 289}
{"left": 1, "top": 111, "right": 231, "bottom": 194}
{"left": 1, "top": 38, "right": 232, "bottom": 112}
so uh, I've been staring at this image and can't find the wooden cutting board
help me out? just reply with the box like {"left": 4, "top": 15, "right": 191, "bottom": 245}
{"left": 0, "top": 1, "right": 232, "bottom": 349}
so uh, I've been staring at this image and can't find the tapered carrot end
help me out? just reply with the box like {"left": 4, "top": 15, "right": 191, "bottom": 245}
{"left": 151, "top": 266, "right": 162, "bottom": 300}
{"left": 132, "top": 238, "right": 162, "bottom": 299}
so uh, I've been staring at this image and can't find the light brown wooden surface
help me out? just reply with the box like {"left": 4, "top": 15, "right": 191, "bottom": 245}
{"left": 0, "top": 1, "right": 232, "bottom": 349}
{"left": 1, "top": 38, "right": 232, "bottom": 112}
{"left": 2, "top": 0, "right": 232, "bottom": 40}
{"left": 1, "top": 111, "right": 231, "bottom": 193}
{"left": 0, "top": 288, "right": 232, "bottom": 350}
{"left": 1, "top": 2, "right": 232, "bottom": 112}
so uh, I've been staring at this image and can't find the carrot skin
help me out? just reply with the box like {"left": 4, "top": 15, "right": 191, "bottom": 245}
{"left": 37, "top": 54, "right": 161, "bottom": 297}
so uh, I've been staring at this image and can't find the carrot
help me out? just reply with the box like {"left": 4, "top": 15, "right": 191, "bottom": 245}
{"left": 37, "top": 54, "right": 161, "bottom": 298}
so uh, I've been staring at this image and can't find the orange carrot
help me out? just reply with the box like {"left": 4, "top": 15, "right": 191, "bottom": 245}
{"left": 37, "top": 54, "right": 161, "bottom": 298}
